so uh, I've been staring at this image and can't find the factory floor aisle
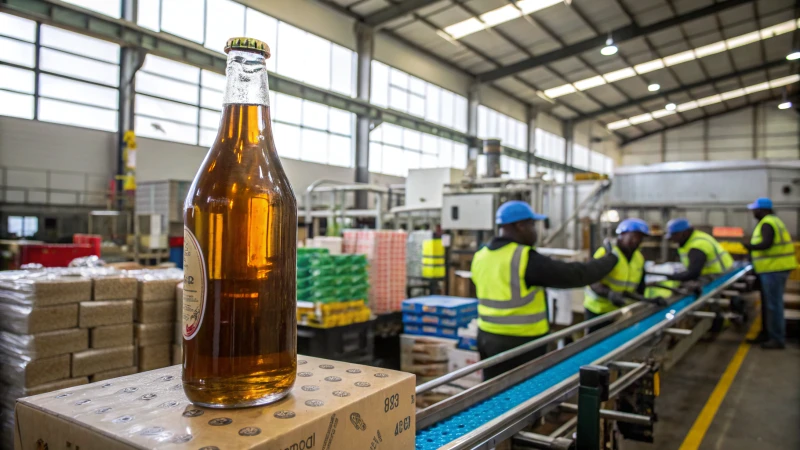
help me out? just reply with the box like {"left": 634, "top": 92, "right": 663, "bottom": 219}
{"left": 624, "top": 322, "right": 800, "bottom": 450}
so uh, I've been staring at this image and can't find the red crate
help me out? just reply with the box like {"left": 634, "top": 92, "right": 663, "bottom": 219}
{"left": 168, "top": 236, "right": 184, "bottom": 248}
{"left": 15, "top": 243, "right": 96, "bottom": 269}
{"left": 73, "top": 234, "right": 102, "bottom": 256}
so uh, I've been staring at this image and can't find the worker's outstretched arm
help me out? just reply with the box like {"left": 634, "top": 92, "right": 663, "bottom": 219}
{"left": 668, "top": 249, "right": 706, "bottom": 282}
{"left": 525, "top": 250, "right": 618, "bottom": 289}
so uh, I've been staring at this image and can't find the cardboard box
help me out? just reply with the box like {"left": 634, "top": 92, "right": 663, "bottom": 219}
{"left": 0, "top": 303, "right": 78, "bottom": 334}
{"left": 0, "top": 328, "right": 87, "bottom": 359}
{"left": 135, "top": 299, "right": 176, "bottom": 323}
{"left": 14, "top": 357, "right": 416, "bottom": 450}
{"left": 137, "top": 278, "right": 179, "bottom": 302}
{"left": 92, "top": 275, "right": 138, "bottom": 301}
{"left": 89, "top": 366, "right": 137, "bottom": 382}
{"left": 447, "top": 348, "right": 482, "bottom": 388}
{"left": 25, "top": 276, "right": 92, "bottom": 306}
{"left": 71, "top": 346, "right": 135, "bottom": 377}
{"left": 138, "top": 344, "right": 171, "bottom": 371}
{"left": 18, "top": 377, "right": 89, "bottom": 397}
{"left": 135, "top": 322, "right": 173, "bottom": 346}
{"left": 79, "top": 300, "right": 133, "bottom": 328}
{"left": 90, "top": 324, "right": 133, "bottom": 349}
{"left": 172, "top": 344, "right": 182, "bottom": 365}
{"left": 0, "top": 354, "right": 70, "bottom": 388}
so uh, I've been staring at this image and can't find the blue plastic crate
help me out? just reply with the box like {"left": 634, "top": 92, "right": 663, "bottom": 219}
{"left": 404, "top": 323, "right": 460, "bottom": 339}
{"left": 402, "top": 296, "right": 478, "bottom": 317}
{"left": 403, "top": 313, "right": 473, "bottom": 328}
{"left": 457, "top": 336, "right": 478, "bottom": 351}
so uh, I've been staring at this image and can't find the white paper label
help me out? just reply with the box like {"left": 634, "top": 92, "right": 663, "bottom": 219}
{"left": 183, "top": 226, "right": 207, "bottom": 340}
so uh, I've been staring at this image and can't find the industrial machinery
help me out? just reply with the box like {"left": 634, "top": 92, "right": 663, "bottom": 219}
{"left": 412, "top": 265, "right": 753, "bottom": 449}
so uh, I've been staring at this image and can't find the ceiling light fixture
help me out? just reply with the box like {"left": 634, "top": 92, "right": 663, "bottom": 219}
{"left": 600, "top": 37, "right": 618, "bottom": 56}
{"left": 441, "top": 0, "right": 562, "bottom": 39}
{"left": 542, "top": 19, "right": 799, "bottom": 99}
{"left": 648, "top": 83, "right": 661, "bottom": 92}
{"left": 606, "top": 75, "right": 800, "bottom": 131}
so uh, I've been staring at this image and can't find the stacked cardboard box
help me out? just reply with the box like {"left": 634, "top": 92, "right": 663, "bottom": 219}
{"left": 0, "top": 270, "right": 94, "bottom": 447}
{"left": 399, "top": 334, "right": 454, "bottom": 378}
{"left": 344, "top": 230, "right": 407, "bottom": 314}
{"left": 130, "top": 270, "right": 182, "bottom": 372}
{"left": 401, "top": 296, "right": 478, "bottom": 339}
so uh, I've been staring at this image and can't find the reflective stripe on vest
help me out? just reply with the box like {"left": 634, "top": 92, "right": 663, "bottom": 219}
{"left": 471, "top": 243, "right": 549, "bottom": 337}
{"left": 678, "top": 230, "right": 733, "bottom": 276}
{"left": 751, "top": 215, "right": 799, "bottom": 274}
{"left": 584, "top": 246, "right": 645, "bottom": 315}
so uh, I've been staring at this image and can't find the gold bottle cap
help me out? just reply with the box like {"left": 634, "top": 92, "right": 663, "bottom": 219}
{"left": 224, "top": 37, "right": 271, "bottom": 58}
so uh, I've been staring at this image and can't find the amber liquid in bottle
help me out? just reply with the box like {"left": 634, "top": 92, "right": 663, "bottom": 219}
{"left": 182, "top": 44, "right": 297, "bottom": 408}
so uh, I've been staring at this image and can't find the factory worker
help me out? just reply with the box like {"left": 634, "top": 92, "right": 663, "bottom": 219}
{"left": 743, "top": 197, "right": 798, "bottom": 350}
{"left": 665, "top": 218, "right": 734, "bottom": 282}
{"left": 583, "top": 218, "right": 653, "bottom": 333}
{"left": 471, "top": 201, "right": 618, "bottom": 380}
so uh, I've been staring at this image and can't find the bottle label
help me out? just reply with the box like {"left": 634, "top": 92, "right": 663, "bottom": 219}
{"left": 182, "top": 226, "right": 207, "bottom": 340}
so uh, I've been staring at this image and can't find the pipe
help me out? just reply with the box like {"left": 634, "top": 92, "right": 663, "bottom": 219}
{"left": 558, "top": 404, "right": 653, "bottom": 426}
{"left": 514, "top": 431, "right": 573, "bottom": 450}
{"left": 664, "top": 328, "right": 692, "bottom": 337}
{"left": 549, "top": 416, "right": 577, "bottom": 439}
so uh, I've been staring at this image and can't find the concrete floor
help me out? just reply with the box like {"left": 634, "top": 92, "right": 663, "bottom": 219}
{"left": 624, "top": 323, "right": 800, "bottom": 450}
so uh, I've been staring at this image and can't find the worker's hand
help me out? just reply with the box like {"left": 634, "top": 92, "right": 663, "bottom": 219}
{"left": 652, "top": 296, "right": 668, "bottom": 307}
{"left": 608, "top": 291, "right": 627, "bottom": 307}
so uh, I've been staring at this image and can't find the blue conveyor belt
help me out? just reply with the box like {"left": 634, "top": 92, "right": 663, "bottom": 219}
{"left": 416, "top": 268, "right": 746, "bottom": 449}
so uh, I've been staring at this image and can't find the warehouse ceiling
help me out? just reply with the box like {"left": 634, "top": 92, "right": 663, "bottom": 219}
{"left": 319, "top": 0, "right": 799, "bottom": 143}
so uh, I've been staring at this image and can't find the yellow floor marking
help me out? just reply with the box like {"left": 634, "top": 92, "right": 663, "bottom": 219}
{"left": 678, "top": 317, "right": 761, "bottom": 450}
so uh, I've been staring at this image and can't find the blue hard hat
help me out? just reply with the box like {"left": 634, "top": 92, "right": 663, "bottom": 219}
{"left": 747, "top": 197, "right": 772, "bottom": 210}
{"left": 616, "top": 218, "right": 650, "bottom": 235}
{"left": 666, "top": 218, "right": 691, "bottom": 238}
{"left": 496, "top": 201, "right": 548, "bottom": 225}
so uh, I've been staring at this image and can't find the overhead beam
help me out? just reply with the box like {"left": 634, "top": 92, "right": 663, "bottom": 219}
{"left": 476, "top": 0, "right": 753, "bottom": 83}
{"left": 364, "top": 0, "right": 438, "bottom": 27}
{"left": 621, "top": 95, "right": 782, "bottom": 145}
{"left": 579, "top": 59, "right": 789, "bottom": 121}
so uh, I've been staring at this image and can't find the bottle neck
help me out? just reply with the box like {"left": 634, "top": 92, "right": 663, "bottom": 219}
{"left": 223, "top": 49, "right": 270, "bottom": 106}
{"left": 219, "top": 50, "right": 271, "bottom": 145}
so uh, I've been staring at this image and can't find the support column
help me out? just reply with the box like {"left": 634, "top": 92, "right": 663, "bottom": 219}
{"left": 562, "top": 121, "right": 574, "bottom": 249}
{"left": 466, "top": 82, "right": 481, "bottom": 166}
{"left": 526, "top": 105, "right": 538, "bottom": 178}
{"left": 354, "top": 24, "right": 374, "bottom": 208}
{"left": 116, "top": 0, "right": 143, "bottom": 204}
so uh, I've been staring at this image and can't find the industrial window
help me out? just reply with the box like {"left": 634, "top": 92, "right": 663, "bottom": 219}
{"left": 369, "top": 124, "right": 467, "bottom": 177}
{"left": 371, "top": 61, "right": 468, "bottom": 133}
{"left": 477, "top": 105, "right": 528, "bottom": 151}
{"left": 0, "top": 14, "right": 120, "bottom": 131}
{"left": 137, "top": 0, "right": 355, "bottom": 96}
{"left": 534, "top": 129, "right": 566, "bottom": 164}
{"left": 7, "top": 216, "right": 38, "bottom": 238}
{"left": 61, "top": 0, "right": 122, "bottom": 18}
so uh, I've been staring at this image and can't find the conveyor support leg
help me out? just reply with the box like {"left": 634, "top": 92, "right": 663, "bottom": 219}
{"left": 576, "top": 365, "right": 609, "bottom": 450}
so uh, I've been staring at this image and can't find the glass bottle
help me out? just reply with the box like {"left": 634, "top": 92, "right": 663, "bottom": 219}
{"left": 182, "top": 37, "right": 297, "bottom": 408}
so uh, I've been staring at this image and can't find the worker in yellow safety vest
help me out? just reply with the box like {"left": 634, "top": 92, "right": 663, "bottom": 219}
{"left": 665, "top": 218, "right": 734, "bottom": 282}
{"left": 471, "top": 201, "right": 619, "bottom": 380}
{"left": 584, "top": 218, "right": 663, "bottom": 333}
{"left": 743, "top": 197, "right": 798, "bottom": 349}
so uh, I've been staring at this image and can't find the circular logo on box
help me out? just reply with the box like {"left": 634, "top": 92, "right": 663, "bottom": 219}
{"left": 158, "top": 375, "right": 175, "bottom": 382}
{"left": 324, "top": 376, "right": 342, "bottom": 382}
{"left": 74, "top": 399, "right": 91, "bottom": 406}
{"left": 239, "top": 427, "right": 261, "bottom": 437}
{"left": 350, "top": 413, "right": 367, "bottom": 431}
{"left": 298, "top": 360, "right": 307, "bottom": 365}
{"left": 119, "top": 387, "right": 138, "bottom": 394}
{"left": 170, "top": 434, "right": 193, "bottom": 444}
{"left": 301, "top": 385, "right": 319, "bottom": 392}
{"left": 182, "top": 409, "right": 204, "bottom": 418}
{"left": 298, "top": 372, "right": 313, "bottom": 377}
{"left": 171, "top": 384, "right": 183, "bottom": 391}
{"left": 140, "top": 427, "right": 164, "bottom": 436}
{"left": 100, "top": 383, "right": 112, "bottom": 388}
{"left": 354, "top": 381, "right": 371, "bottom": 388}
{"left": 208, "top": 417, "right": 232, "bottom": 426}
{"left": 55, "top": 393, "right": 72, "bottom": 399}
{"left": 159, "top": 401, "right": 179, "bottom": 408}
{"left": 374, "top": 373, "right": 389, "bottom": 378}
{"left": 139, "top": 393, "right": 157, "bottom": 401}
{"left": 319, "top": 364, "right": 335, "bottom": 369}
{"left": 346, "top": 369, "right": 361, "bottom": 374}
{"left": 305, "top": 399, "right": 324, "bottom": 407}
{"left": 112, "top": 415, "right": 134, "bottom": 424}
{"left": 332, "top": 390, "right": 350, "bottom": 397}
{"left": 273, "top": 410, "right": 296, "bottom": 419}
{"left": 94, "top": 407, "right": 112, "bottom": 414}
